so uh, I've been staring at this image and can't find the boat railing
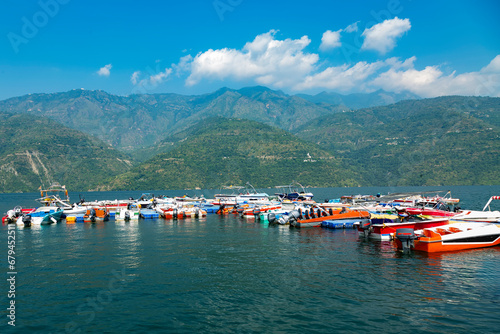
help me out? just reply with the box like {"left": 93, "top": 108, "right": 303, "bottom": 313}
{"left": 483, "top": 196, "right": 500, "bottom": 211}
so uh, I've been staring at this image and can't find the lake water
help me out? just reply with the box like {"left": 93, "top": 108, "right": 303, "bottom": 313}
{"left": 1, "top": 185, "right": 500, "bottom": 333}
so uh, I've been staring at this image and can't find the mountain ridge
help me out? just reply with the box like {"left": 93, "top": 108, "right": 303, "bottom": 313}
{"left": 0, "top": 112, "right": 133, "bottom": 192}
{"left": 0, "top": 87, "right": 414, "bottom": 153}
{"left": 104, "top": 117, "right": 362, "bottom": 190}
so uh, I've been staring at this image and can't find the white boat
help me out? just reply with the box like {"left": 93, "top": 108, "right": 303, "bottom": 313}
{"left": 275, "top": 181, "right": 314, "bottom": 202}
{"left": 452, "top": 196, "right": 500, "bottom": 223}
{"left": 214, "top": 183, "right": 270, "bottom": 205}
{"left": 115, "top": 206, "right": 140, "bottom": 220}
{"left": 16, "top": 208, "right": 64, "bottom": 226}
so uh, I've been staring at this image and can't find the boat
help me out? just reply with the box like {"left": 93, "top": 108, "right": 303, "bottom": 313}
{"left": 16, "top": 208, "right": 64, "bottom": 226}
{"left": 34, "top": 183, "right": 89, "bottom": 216}
{"left": 115, "top": 205, "right": 140, "bottom": 221}
{"left": 400, "top": 200, "right": 458, "bottom": 218}
{"left": 452, "top": 196, "right": 500, "bottom": 223}
{"left": 274, "top": 181, "right": 314, "bottom": 202}
{"left": 181, "top": 205, "right": 207, "bottom": 218}
{"left": 83, "top": 208, "right": 110, "bottom": 223}
{"left": 36, "top": 182, "right": 71, "bottom": 207}
{"left": 358, "top": 217, "right": 450, "bottom": 240}
{"left": 290, "top": 207, "right": 370, "bottom": 228}
{"left": 3, "top": 207, "right": 35, "bottom": 224}
{"left": 395, "top": 222, "right": 500, "bottom": 252}
{"left": 380, "top": 191, "right": 459, "bottom": 208}
{"left": 214, "top": 183, "right": 270, "bottom": 206}
{"left": 239, "top": 203, "right": 282, "bottom": 219}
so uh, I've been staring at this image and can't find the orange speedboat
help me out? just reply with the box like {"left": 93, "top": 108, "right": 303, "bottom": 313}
{"left": 290, "top": 207, "right": 370, "bottom": 228}
{"left": 396, "top": 223, "right": 500, "bottom": 252}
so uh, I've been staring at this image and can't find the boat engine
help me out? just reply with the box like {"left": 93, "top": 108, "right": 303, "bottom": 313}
{"left": 124, "top": 211, "right": 131, "bottom": 221}
{"left": 173, "top": 208, "right": 178, "bottom": 219}
{"left": 277, "top": 210, "right": 300, "bottom": 225}
{"left": 14, "top": 206, "right": 22, "bottom": 217}
{"left": 90, "top": 208, "right": 97, "bottom": 223}
{"left": 22, "top": 214, "right": 31, "bottom": 227}
{"left": 395, "top": 228, "right": 416, "bottom": 252}
{"left": 358, "top": 220, "right": 371, "bottom": 237}
{"left": 253, "top": 208, "right": 261, "bottom": 218}
{"left": 268, "top": 213, "right": 277, "bottom": 224}
{"left": 236, "top": 206, "right": 244, "bottom": 217}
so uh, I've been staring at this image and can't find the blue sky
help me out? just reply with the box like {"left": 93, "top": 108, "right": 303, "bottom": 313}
{"left": 0, "top": 0, "right": 499, "bottom": 100}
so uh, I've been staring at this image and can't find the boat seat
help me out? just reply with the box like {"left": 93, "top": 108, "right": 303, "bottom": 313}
{"left": 435, "top": 228, "right": 449, "bottom": 235}
{"left": 448, "top": 227, "right": 462, "bottom": 233}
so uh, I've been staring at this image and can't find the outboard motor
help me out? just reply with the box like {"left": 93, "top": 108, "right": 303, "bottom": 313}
{"left": 268, "top": 213, "right": 277, "bottom": 224}
{"left": 124, "top": 211, "right": 131, "bottom": 221}
{"left": 277, "top": 210, "right": 301, "bottom": 225}
{"left": 173, "top": 208, "right": 178, "bottom": 219}
{"left": 236, "top": 206, "right": 244, "bottom": 217}
{"left": 358, "top": 220, "right": 371, "bottom": 237}
{"left": 22, "top": 214, "right": 32, "bottom": 228}
{"left": 195, "top": 208, "right": 200, "bottom": 218}
{"left": 396, "top": 228, "right": 416, "bottom": 252}
{"left": 288, "top": 210, "right": 301, "bottom": 224}
{"left": 90, "top": 208, "right": 97, "bottom": 223}
{"left": 6, "top": 210, "right": 15, "bottom": 224}
{"left": 328, "top": 208, "right": 333, "bottom": 216}
{"left": 253, "top": 208, "right": 261, "bottom": 218}
{"left": 14, "top": 206, "right": 22, "bottom": 218}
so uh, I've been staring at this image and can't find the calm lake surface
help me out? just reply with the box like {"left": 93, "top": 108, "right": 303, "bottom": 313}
{"left": 1, "top": 185, "right": 500, "bottom": 333}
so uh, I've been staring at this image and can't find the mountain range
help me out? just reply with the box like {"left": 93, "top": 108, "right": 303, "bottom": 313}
{"left": 296, "top": 89, "right": 420, "bottom": 110}
{"left": 0, "top": 112, "right": 132, "bottom": 192}
{"left": 296, "top": 96, "right": 500, "bottom": 186}
{"left": 0, "top": 87, "right": 417, "bottom": 156}
{"left": 104, "top": 118, "right": 361, "bottom": 191}
{"left": 0, "top": 87, "right": 498, "bottom": 193}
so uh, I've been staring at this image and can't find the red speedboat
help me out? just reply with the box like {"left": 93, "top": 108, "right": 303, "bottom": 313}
{"left": 358, "top": 217, "right": 450, "bottom": 240}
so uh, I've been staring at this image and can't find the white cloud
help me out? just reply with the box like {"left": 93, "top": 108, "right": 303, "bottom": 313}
{"left": 295, "top": 61, "right": 385, "bottom": 91}
{"left": 344, "top": 21, "right": 359, "bottom": 33}
{"left": 130, "top": 71, "right": 140, "bottom": 85}
{"left": 172, "top": 55, "right": 193, "bottom": 77}
{"left": 361, "top": 17, "right": 411, "bottom": 54}
{"left": 130, "top": 68, "right": 173, "bottom": 88}
{"left": 186, "top": 30, "right": 319, "bottom": 88}
{"left": 320, "top": 29, "right": 342, "bottom": 51}
{"left": 128, "top": 29, "right": 499, "bottom": 98}
{"left": 97, "top": 64, "right": 112, "bottom": 77}
{"left": 370, "top": 55, "right": 500, "bottom": 97}
{"left": 384, "top": 56, "right": 416, "bottom": 70}
{"left": 149, "top": 68, "right": 172, "bottom": 85}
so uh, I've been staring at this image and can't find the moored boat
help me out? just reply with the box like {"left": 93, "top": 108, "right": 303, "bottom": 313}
{"left": 396, "top": 222, "right": 500, "bottom": 252}
{"left": 115, "top": 205, "right": 140, "bottom": 221}
{"left": 83, "top": 208, "right": 110, "bottom": 223}
{"left": 275, "top": 181, "right": 314, "bottom": 202}
{"left": 360, "top": 217, "right": 450, "bottom": 240}
{"left": 452, "top": 196, "right": 500, "bottom": 223}
{"left": 290, "top": 207, "right": 370, "bottom": 228}
{"left": 16, "top": 208, "right": 64, "bottom": 226}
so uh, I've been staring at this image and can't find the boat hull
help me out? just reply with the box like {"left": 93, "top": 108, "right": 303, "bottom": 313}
{"left": 399, "top": 223, "right": 500, "bottom": 252}
{"left": 366, "top": 218, "right": 450, "bottom": 240}
{"left": 291, "top": 210, "right": 370, "bottom": 228}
